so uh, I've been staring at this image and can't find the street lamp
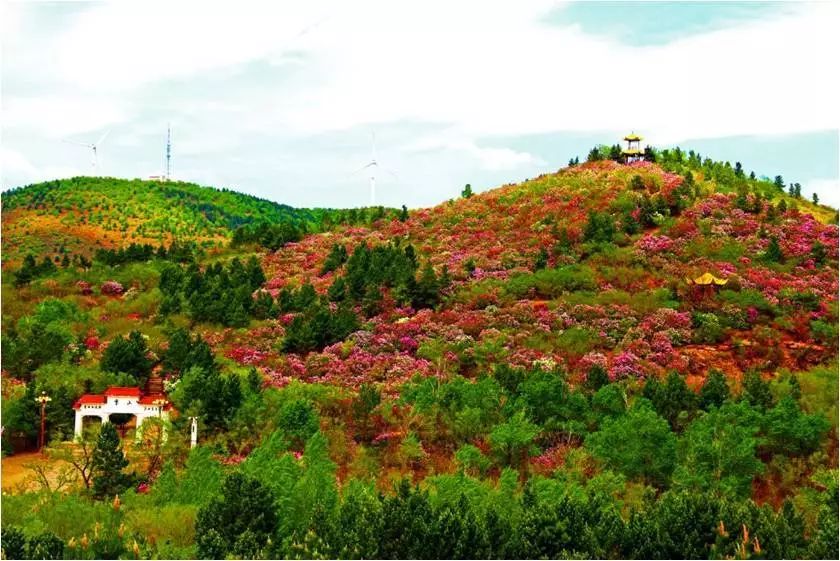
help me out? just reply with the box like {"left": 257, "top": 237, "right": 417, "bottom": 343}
{"left": 35, "top": 391, "right": 52, "bottom": 452}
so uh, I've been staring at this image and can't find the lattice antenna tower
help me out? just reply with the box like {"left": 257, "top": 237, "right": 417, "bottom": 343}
{"left": 165, "top": 124, "right": 172, "bottom": 180}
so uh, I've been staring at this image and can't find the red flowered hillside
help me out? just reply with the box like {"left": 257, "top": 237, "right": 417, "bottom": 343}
{"left": 222, "top": 160, "right": 837, "bottom": 395}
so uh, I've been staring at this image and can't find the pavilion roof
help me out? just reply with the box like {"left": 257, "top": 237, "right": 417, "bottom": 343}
{"left": 104, "top": 386, "right": 142, "bottom": 397}
{"left": 686, "top": 272, "right": 728, "bottom": 286}
{"left": 73, "top": 394, "right": 107, "bottom": 409}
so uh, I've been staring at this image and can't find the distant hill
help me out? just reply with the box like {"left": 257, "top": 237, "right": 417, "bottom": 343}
{"left": 0, "top": 177, "right": 388, "bottom": 266}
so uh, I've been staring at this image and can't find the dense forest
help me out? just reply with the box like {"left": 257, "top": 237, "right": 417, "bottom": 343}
{"left": 1, "top": 147, "right": 837, "bottom": 559}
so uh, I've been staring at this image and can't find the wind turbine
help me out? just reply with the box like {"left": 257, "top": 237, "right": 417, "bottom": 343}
{"left": 64, "top": 129, "right": 110, "bottom": 175}
{"left": 351, "top": 133, "right": 397, "bottom": 206}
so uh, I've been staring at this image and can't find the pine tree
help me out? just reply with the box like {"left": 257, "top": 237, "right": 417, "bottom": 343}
{"left": 461, "top": 184, "right": 473, "bottom": 199}
{"left": 399, "top": 204, "right": 409, "bottom": 222}
{"left": 91, "top": 423, "right": 132, "bottom": 500}
{"left": 699, "top": 369, "right": 730, "bottom": 410}
{"left": 764, "top": 236, "right": 785, "bottom": 263}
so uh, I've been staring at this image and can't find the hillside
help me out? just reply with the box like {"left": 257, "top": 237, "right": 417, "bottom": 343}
{"left": 1, "top": 152, "right": 838, "bottom": 559}
{"left": 1, "top": 177, "right": 391, "bottom": 268}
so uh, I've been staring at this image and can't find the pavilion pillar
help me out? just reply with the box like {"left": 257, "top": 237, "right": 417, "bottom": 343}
{"left": 74, "top": 411, "right": 84, "bottom": 437}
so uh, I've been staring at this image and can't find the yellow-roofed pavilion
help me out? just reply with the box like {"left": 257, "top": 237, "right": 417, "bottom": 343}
{"left": 622, "top": 132, "right": 644, "bottom": 164}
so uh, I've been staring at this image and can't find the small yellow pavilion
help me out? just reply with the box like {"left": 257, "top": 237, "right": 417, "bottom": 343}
{"left": 622, "top": 133, "right": 644, "bottom": 164}
{"left": 685, "top": 272, "right": 728, "bottom": 300}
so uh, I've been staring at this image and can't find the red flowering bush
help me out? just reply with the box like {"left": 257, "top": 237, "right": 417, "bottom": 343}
{"left": 100, "top": 280, "right": 124, "bottom": 296}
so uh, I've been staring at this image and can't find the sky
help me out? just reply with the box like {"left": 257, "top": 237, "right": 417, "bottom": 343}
{"left": 2, "top": 0, "right": 839, "bottom": 209}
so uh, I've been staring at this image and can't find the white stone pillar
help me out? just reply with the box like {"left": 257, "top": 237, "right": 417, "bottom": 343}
{"left": 190, "top": 417, "right": 197, "bottom": 449}
{"left": 74, "top": 411, "right": 83, "bottom": 437}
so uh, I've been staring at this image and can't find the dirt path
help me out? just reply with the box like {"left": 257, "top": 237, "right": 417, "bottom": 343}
{"left": 1, "top": 451, "right": 58, "bottom": 492}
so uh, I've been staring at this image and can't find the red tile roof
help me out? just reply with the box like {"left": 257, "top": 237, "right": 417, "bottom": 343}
{"left": 104, "top": 386, "right": 142, "bottom": 397}
{"left": 73, "top": 394, "right": 107, "bottom": 409}
{"left": 138, "top": 394, "right": 169, "bottom": 405}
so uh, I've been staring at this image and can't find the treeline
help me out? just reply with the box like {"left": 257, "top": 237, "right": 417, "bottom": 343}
{"left": 94, "top": 241, "right": 197, "bottom": 266}
{"left": 194, "top": 466, "right": 837, "bottom": 560}
{"left": 278, "top": 240, "right": 449, "bottom": 353}
{"left": 230, "top": 207, "right": 405, "bottom": 251}
{"left": 158, "top": 257, "right": 266, "bottom": 327}
{"left": 231, "top": 222, "right": 307, "bottom": 251}
{"left": 12, "top": 254, "right": 62, "bottom": 287}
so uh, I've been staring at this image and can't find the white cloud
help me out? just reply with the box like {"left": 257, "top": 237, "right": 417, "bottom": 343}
{"left": 1, "top": 147, "right": 82, "bottom": 187}
{"left": 805, "top": 178, "right": 840, "bottom": 209}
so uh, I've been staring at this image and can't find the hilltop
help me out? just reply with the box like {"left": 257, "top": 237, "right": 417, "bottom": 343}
{"left": 1, "top": 149, "right": 838, "bottom": 559}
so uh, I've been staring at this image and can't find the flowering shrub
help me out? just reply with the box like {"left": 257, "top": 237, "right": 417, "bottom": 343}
{"left": 609, "top": 351, "right": 644, "bottom": 381}
{"left": 100, "top": 280, "right": 124, "bottom": 296}
{"left": 636, "top": 234, "right": 675, "bottom": 254}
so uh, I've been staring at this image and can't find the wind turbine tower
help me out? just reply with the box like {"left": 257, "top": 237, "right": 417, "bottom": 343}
{"left": 353, "top": 133, "right": 396, "bottom": 206}
{"left": 165, "top": 124, "right": 172, "bottom": 181}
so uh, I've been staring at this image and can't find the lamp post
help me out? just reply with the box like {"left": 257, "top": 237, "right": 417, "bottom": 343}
{"left": 35, "top": 391, "right": 52, "bottom": 452}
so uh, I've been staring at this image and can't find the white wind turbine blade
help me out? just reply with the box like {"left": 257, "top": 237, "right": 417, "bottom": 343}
{"left": 96, "top": 129, "right": 111, "bottom": 146}
{"left": 63, "top": 139, "right": 93, "bottom": 148}
{"left": 348, "top": 161, "right": 376, "bottom": 177}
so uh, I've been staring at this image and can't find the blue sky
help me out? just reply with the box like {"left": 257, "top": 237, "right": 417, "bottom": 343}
{"left": 544, "top": 1, "right": 796, "bottom": 46}
{"left": 2, "top": 1, "right": 838, "bottom": 208}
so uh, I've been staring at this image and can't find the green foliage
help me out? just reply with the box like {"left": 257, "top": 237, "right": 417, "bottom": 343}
{"left": 320, "top": 243, "right": 348, "bottom": 275}
{"left": 762, "top": 396, "right": 829, "bottom": 457}
{"left": 232, "top": 221, "right": 305, "bottom": 250}
{"left": 162, "top": 328, "right": 215, "bottom": 374}
{"left": 583, "top": 210, "right": 616, "bottom": 243}
{"left": 101, "top": 330, "right": 154, "bottom": 385}
{"left": 642, "top": 372, "right": 698, "bottom": 430}
{"left": 14, "top": 253, "right": 57, "bottom": 286}
{"left": 673, "top": 402, "right": 764, "bottom": 498}
{"left": 461, "top": 184, "right": 473, "bottom": 198}
{"left": 172, "top": 366, "right": 242, "bottom": 431}
{"left": 455, "top": 444, "right": 491, "bottom": 476}
{"left": 691, "top": 311, "right": 725, "bottom": 344}
{"left": 1, "top": 527, "right": 27, "bottom": 560}
{"left": 195, "top": 472, "right": 278, "bottom": 559}
{"left": 91, "top": 423, "right": 133, "bottom": 500}
{"left": 764, "top": 235, "right": 785, "bottom": 263}
{"left": 158, "top": 256, "right": 267, "bottom": 327}
{"left": 742, "top": 371, "right": 775, "bottom": 410}
{"left": 277, "top": 399, "right": 320, "bottom": 447}
{"left": 699, "top": 369, "right": 730, "bottom": 410}
{"left": 489, "top": 411, "right": 539, "bottom": 468}
{"left": 586, "top": 401, "right": 676, "bottom": 486}
{"left": 281, "top": 301, "right": 359, "bottom": 354}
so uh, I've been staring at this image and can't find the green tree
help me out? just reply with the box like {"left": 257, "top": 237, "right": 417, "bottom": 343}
{"left": 643, "top": 371, "right": 698, "bottom": 430}
{"left": 764, "top": 236, "right": 785, "bottom": 263}
{"left": 762, "top": 396, "right": 829, "bottom": 456}
{"left": 673, "top": 402, "right": 764, "bottom": 498}
{"left": 586, "top": 401, "right": 676, "bottom": 486}
{"left": 461, "top": 184, "right": 473, "bottom": 198}
{"left": 1, "top": 527, "right": 27, "bottom": 559}
{"left": 278, "top": 399, "right": 320, "bottom": 448}
{"left": 699, "top": 369, "right": 730, "bottom": 410}
{"left": 91, "top": 423, "right": 132, "bottom": 500}
{"left": 489, "top": 411, "right": 539, "bottom": 468}
{"left": 195, "top": 472, "right": 278, "bottom": 559}
{"left": 26, "top": 532, "right": 65, "bottom": 560}
{"left": 741, "top": 371, "right": 774, "bottom": 410}
{"left": 100, "top": 330, "right": 153, "bottom": 385}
